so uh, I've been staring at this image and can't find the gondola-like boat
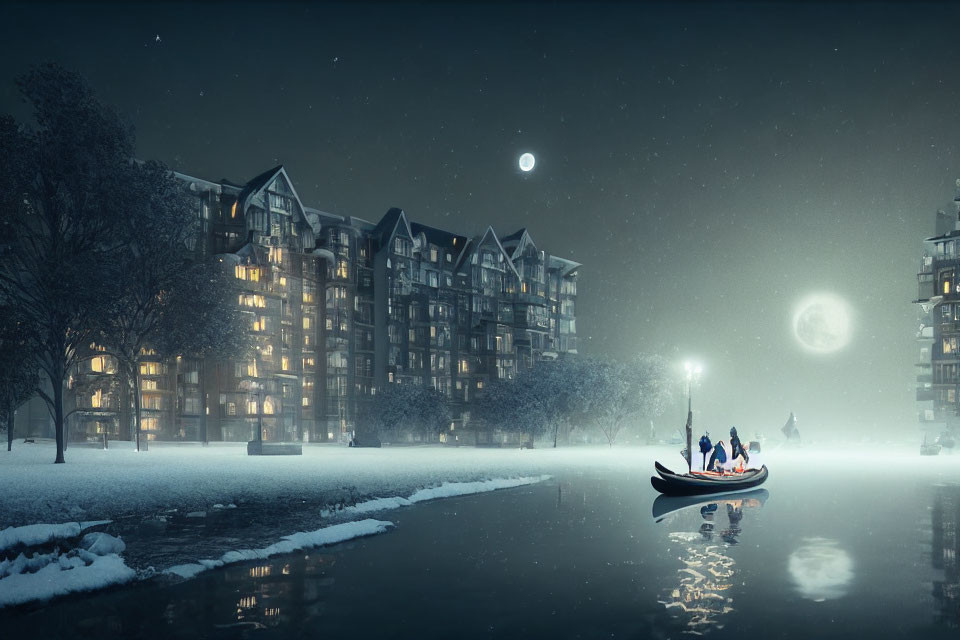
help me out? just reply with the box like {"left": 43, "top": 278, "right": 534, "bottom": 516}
{"left": 651, "top": 461, "right": 769, "bottom": 496}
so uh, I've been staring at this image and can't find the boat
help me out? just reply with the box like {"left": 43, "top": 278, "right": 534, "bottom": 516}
{"left": 651, "top": 461, "right": 769, "bottom": 496}
{"left": 652, "top": 488, "right": 769, "bottom": 521}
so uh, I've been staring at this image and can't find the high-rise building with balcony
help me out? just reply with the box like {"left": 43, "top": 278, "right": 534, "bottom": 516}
{"left": 915, "top": 200, "right": 960, "bottom": 439}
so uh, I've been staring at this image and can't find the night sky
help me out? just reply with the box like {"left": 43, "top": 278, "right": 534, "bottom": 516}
{"left": 4, "top": 1, "right": 959, "bottom": 440}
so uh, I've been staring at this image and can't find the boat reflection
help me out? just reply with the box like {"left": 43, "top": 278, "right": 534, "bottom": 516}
{"left": 654, "top": 489, "right": 768, "bottom": 635}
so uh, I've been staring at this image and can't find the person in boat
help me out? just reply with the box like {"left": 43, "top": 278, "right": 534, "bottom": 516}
{"left": 698, "top": 431, "right": 713, "bottom": 471}
{"left": 729, "top": 426, "right": 749, "bottom": 469}
{"left": 707, "top": 439, "right": 728, "bottom": 472}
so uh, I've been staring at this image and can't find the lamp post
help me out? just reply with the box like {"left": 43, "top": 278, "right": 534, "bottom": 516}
{"left": 683, "top": 361, "right": 703, "bottom": 473}
{"left": 239, "top": 379, "right": 263, "bottom": 450}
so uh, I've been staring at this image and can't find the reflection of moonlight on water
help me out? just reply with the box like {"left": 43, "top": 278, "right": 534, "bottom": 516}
{"left": 788, "top": 538, "right": 854, "bottom": 602}
{"left": 792, "top": 293, "right": 853, "bottom": 353}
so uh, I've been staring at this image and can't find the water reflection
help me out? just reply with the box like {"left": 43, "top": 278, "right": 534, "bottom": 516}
{"left": 654, "top": 490, "right": 768, "bottom": 635}
{"left": 787, "top": 538, "right": 853, "bottom": 602}
{"left": 932, "top": 484, "right": 960, "bottom": 628}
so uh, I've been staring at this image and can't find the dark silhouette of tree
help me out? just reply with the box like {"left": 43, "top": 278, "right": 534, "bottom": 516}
{"left": 0, "top": 64, "right": 132, "bottom": 463}
{"left": 0, "top": 306, "right": 39, "bottom": 452}
{"left": 98, "top": 161, "right": 250, "bottom": 450}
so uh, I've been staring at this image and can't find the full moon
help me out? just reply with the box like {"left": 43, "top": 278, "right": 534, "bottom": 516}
{"left": 518, "top": 152, "right": 536, "bottom": 172}
{"left": 792, "top": 293, "right": 853, "bottom": 354}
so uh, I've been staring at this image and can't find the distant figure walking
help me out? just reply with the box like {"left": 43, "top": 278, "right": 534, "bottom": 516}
{"left": 781, "top": 411, "right": 800, "bottom": 442}
{"left": 698, "top": 432, "right": 713, "bottom": 471}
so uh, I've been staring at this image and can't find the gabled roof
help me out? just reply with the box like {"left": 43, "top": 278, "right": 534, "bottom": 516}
{"left": 455, "top": 226, "right": 521, "bottom": 280}
{"left": 499, "top": 228, "right": 527, "bottom": 245}
{"left": 372, "top": 207, "right": 413, "bottom": 249}
{"left": 410, "top": 222, "right": 468, "bottom": 254}
{"left": 500, "top": 228, "right": 537, "bottom": 261}
{"left": 236, "top": 166, "right": 308, "bottom": 222}
{"left": 237, "top": 165, "right": 284, "bottom": 204}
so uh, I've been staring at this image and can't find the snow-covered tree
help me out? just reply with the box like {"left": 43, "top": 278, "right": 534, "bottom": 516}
{"left": 0, "top": 64, "right": 132, "bottom": 463}
{"left": 577, "top": 355, "right": 672, "bottom": 446}
{"left": 0, "top": 305, "right": 39, "bottom": 452}
{"left": 472, "top": 377, "right": 551, "bottom": 445}
{"left": 359, "top": 384, "right": 451, "bottom": 442}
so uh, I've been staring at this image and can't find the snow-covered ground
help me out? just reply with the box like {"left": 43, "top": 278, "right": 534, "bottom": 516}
{"left": 0, "top": 440, "right": 646, "bottom": 528}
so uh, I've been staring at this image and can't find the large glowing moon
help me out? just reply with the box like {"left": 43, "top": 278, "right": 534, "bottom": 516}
{"left": 792, "top": 293, "right": 853, "bottom": 354}
{"left": 788, "top": 538, "right": 854, "bottom": 602}
{"left": 518, "top": 152, "right": 536, "bottom": 172}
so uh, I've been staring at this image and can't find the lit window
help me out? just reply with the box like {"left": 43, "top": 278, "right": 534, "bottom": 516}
{"left": 282, "top": 356, "right": 290, "bottom": 371}
{"left": 430, "top": 326, "right": 437, "bottom": 338}
{"left": 248, "top": 268, "right": 260, "bottom": 282}
{"left": 247, "top": 399, "right": 258, "bottom": 414}
{"left": 303, "top": 317, "right": 311, "bottom": 330}
{"left": 91, "top": 356, "right": 105, "bottom": 373}
{"left": 91, "top": 389, "right": 103, "bottom": 408}
{"left": 246, "top": 361, "right": 258, "bottom": 377}
{"left": 279, "top": 276, "right": 287, "bottom": 287}
{"left": 302, "top": 396, "right": 310, "bottom": 406}
{"left": 477, "top": 380, "right": 484, "bottom": 389}
{"left": 388, "top": 372, "right": 394, "bottom": 383}
{"left": 263, "top": 398, "right": 275, "bottom": 415}
{"left": 231, "top": 202, "right": 238, "bottom": 219}
{"left": 430, "top": 248, "right": 438, "bottom": 262}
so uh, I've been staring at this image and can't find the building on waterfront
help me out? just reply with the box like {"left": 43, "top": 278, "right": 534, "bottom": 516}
{"left": 915, "top": 196, "right": 960, "bottom": 439}
{"left": 17, "top": 165, "right": 580, "bottom": 445}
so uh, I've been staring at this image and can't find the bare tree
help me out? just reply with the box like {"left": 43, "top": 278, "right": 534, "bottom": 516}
{"left": 0, "top": 305, "right": 39, "bottom": 451}
{"left": 0, "top": 64, "right": 131, "bottom": 463}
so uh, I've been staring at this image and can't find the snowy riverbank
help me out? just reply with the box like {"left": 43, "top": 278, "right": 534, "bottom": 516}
{"left": 0, "top": 441, "right": 655, "bottom": 528}
{"left": 0, "top": 441, "right": 641, "bottom": 608}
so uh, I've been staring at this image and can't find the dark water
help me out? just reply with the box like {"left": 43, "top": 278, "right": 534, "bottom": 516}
{"left": 3, "top": 461, "right": 960, "bottom": 639}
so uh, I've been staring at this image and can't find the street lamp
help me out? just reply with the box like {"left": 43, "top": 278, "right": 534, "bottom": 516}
{"left": 683, "top": 361, "right": 703, "bottom": 473}
{"left": 239, "top": 379, "right": 264, "bottom": 451}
